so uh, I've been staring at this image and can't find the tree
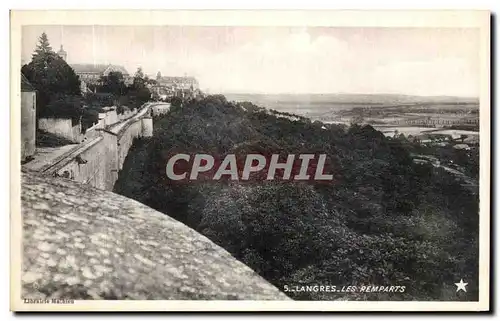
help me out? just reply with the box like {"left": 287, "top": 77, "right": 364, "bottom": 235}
{"left": 170, "top": 96, "right": 183, "bottom": 112}
{"left": 134, "top": 67, "right": 145, "bottom": 82}
{"left": 126, "top": 67, "right": 151, "bottom": 106}
{"left": 99, "top": 71, "right": 126, "bottom": 97}
{"left": 22, "top": 32, "right": 81, "bottom": 118}
{"left": 32, "top": 32, "right": 52, "bottom": 59}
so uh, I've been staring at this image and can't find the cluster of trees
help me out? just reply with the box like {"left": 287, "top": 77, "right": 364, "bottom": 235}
{"left": 114, "top": 95, "right": 479, "bottom": 301}
{"left": 82, "top": 67, "right": 153, "bottom": 129}
{"left": 90, "top": 67, "right": 153, "bottom": 109}
{"left": 22, "top": 32, "right": 153, "bottom": 130}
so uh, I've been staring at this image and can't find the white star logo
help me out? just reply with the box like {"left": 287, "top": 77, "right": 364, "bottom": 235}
{"left": 455, "top": 279, "right": 468, "bottom": 292}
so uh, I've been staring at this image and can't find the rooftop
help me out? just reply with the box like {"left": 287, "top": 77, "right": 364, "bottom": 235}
{"left": 157, "top": 76, "right": 199, "bottom": 85}
{"left": 70, "top": 63, "right": 129, "bottom": 76}
{"left": 21, "top": 73, "right": 35, "bottom": 92}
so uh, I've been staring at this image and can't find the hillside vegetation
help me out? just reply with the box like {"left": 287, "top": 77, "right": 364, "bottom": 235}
{"left": 114, "top": 95, "right": 479, "bottom": 301}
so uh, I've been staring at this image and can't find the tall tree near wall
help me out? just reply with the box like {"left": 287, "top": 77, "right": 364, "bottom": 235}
{"left": 22, "top": 32, "right": 82, "bottom": 119}
{"left": 32, "top": 32, "right": 52, "bottom": 58}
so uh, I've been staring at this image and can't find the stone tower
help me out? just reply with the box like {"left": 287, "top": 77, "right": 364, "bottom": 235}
{"left": 57, "top": 45, "right": 67, "bottom": 61}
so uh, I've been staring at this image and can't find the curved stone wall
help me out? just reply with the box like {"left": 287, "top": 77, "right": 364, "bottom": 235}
{"left": 21, "top": 171, "right": 289, "bottom": 300}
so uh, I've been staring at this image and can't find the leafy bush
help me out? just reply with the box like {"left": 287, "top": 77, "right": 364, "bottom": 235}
{"left": 41, "top": 94, "right": 83, "bottom": 123}
{"left": 84, "top": 92, "right": 115, "bottom": 109}
{"left": 170, "top": 96, "right": 183, "bottom": 112}
{"left": 80, "top": 109, "right": 100, "bottom": 132}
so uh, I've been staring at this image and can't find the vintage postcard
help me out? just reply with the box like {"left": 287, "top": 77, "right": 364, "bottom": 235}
{"left": 10, "top": 10, "right": 490, "bottom": 312}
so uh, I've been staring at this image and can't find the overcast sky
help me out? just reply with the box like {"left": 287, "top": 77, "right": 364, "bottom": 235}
{"left": 22, "top": 25, "right": 480, "bottom": 97}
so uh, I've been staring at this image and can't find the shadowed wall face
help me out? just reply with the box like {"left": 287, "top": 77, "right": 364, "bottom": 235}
{"left": 117, "top": 120, "right": 143, "bottom": 171}
{"left": 21, "top": 91, "right": 36, "bottom": 160}
{"left": 53, "top": 137, "right": 110, "bottom": 190}
{"left": 141, "top": 118, "right": 153, "bottom": 137}
{"left": 38, "top": 118, "right": 82, "bottom": 143}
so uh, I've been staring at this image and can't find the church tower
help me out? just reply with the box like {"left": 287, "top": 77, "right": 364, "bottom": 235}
{"left": 57, "top": 45, "right": 67, "bottom": 61}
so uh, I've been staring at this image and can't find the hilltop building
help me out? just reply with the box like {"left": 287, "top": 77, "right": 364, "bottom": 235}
{"left": 70, "top": 64, "right": 130, "bottom": 84}
{"left": 56, "top": 44, "right": 131, "bottom": 92}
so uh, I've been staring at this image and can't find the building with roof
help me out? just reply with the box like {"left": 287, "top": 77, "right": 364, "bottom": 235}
{"left": 68, "top": 63, "right": 131, "bottom": 94}
{"left": 21, "top": 73, "right": 36, "bottom": 161}
{"left": 70, "top": 63, "right": 130, "bottom": 83}
{"left": 56, "top": 45, "right": 131, "bottom": 90}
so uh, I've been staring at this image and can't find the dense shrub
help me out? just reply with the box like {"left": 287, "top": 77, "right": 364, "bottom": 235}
{"left": 41, "top": 94, "right": 83, "bottom": 123}
{"left": 84, "top": 92, "right": 115, "bottom": 109}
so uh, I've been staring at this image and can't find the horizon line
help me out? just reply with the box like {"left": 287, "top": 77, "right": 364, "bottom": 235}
{"left": 211, "top": 91, "right": 479, "bottom": 100}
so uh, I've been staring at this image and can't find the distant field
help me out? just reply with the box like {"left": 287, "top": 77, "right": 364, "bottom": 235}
{"left": 224, "top": 93, "right": 479, "bottom": 115}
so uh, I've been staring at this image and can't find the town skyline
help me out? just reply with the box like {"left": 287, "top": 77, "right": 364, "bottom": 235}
{"left": 22, "top": 25, "right": 480, "bottom": 97}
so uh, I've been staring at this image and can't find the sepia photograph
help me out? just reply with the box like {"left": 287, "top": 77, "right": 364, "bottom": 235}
{"left": 10, "top": 10, "right": 490, "bottom": 312}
